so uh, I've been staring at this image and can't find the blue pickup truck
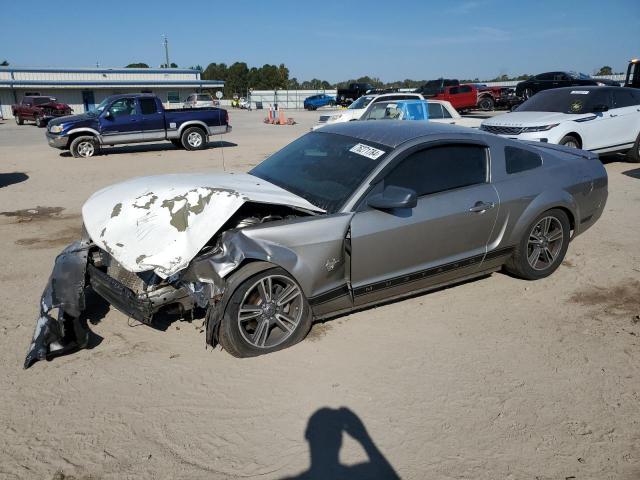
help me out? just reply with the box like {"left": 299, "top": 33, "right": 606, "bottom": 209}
{"left": 46, "top": 93, "right": 231, "bottom": 158}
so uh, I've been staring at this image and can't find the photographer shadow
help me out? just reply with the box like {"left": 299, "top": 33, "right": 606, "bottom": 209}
{"left": 282, "top": 407, "right": 399, "bottom": 480}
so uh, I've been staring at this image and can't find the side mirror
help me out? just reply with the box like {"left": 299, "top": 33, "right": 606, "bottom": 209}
{"left": 104, "top": 110, "right": 113, "bottom": 120}
{"left": 367, "top": 185, "right": 417, "bottom": 210}
{"left": 592, "top": 104, "right": 609, "bottom": 112}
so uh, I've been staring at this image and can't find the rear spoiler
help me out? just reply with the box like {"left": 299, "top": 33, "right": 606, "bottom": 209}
{"left": 523, "top": 140, "right": 599, "bottom": 160}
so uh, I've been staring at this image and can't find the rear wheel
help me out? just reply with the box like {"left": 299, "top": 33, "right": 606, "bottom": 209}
{"left": 626, "top": 131, "right": 640, "bottom": 163}
{"left": 505, "top": 209, "right": 570, "bottom": 280}
{"left": 478, "top": 96, "right": 495, "bottom": 111}
{"left": 181, "top": 126, "right": 207, "bottom": 150}
{"left": 70, "top": 135, "right": 99, "bottom": 158}
{"left": 559, "top": 135, "right": 580, "bottom": 149}
{"left": 35, "top": 115, "right": 44, "bottom": 127}
{"left": 219, "top": 267, "right": 312, "bottom": 357}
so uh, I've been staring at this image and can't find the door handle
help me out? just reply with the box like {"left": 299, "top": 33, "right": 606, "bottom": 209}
{"left": 469, "top": 201, "right": 495, "bottom": 213}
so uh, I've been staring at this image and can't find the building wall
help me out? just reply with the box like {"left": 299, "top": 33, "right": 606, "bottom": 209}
{"left": 0, "top": 69, "right": 200, "bottom": 82}
{"left": 0, "top": 88, "right": 209, "bottom": 119}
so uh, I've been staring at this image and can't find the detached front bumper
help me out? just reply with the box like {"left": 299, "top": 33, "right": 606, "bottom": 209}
{"left": 46, "top": 131, "right": 70, "bottom": 149}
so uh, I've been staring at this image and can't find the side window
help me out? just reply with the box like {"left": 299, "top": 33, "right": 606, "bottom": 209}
{"left": 441, "top": 105, "right": 452, "bottom": 118}
{"left": 612, "top": 90, "right": 638, "bottom": 108}
{"left": 459, "top": 85, "right": 472, "bottom": 93}
{"left": 383, "top": 145, "right": 487, "bottom": 196}
{"left": 108, "top": 98, "right": 137, "bottom": 117}
{"left": 23, "top": 97, "right": 33, "bottom": 105}
{"left": 537, "top": 73, "right": 553, "bottom": 81}
{"left": 505, "top": 146, "right": 542, "bottom": 174}
{"left": 427, "top": 102, "right": 444, "bottom": 119}
{"left": 139, "top": 98, "right": 158, "bottom": 115}
{"left": 449, "top": 87, "right": 459, "bottom": 95}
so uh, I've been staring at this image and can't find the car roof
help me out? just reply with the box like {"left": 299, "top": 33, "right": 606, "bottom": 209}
{"left": 318, "top": 121, "right": 483, "bottom": 148}
{"left": 108, "top": 93, "right": 157, "bottom": 100}
{"left": 539, "top": 86, "right": 620, "bottom": 93}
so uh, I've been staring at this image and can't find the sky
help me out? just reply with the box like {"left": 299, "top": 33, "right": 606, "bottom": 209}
{"left": 1, "top": 0, "right": 638, "bottom": 82}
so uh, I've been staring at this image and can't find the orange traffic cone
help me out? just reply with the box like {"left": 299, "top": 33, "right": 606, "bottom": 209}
{"left": 279, "top": 106, "right": 286, "bottom": 125}
{"left": 267, "top": 105, "right": 273, "bottom": 123}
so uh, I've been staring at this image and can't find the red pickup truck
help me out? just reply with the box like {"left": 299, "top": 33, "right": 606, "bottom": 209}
{"left": 12, "top": 96, "right": 73, "bottom": 127}
{"left": 427, "top": 84, "right": 518, "bottom": 112}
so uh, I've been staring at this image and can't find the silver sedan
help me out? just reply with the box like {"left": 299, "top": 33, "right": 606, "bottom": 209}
{"left": 25, "top": 122, "right": 608, "bottom": 367}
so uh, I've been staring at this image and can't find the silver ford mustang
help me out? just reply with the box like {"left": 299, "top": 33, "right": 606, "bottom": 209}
{"left": 25, "top": 122, "right": 607, "bottom": 367}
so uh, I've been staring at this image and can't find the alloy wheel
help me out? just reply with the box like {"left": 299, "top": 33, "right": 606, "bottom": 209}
{"left": 77, "top": 141, "right": 95, "bottom": 157}
{"left": 237, "top": 274, "right": 303, "bottom": 348}
{"left": 187, "top": 132, "right": 203, "bottom": 148}
{"left": 527, "top": 216, "right": 564, "bottom": 271}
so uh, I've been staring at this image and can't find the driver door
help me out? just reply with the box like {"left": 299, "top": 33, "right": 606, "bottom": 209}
{"left": 349, "top": 143, "right": 499, "bottom": 307}
{"left": 100, "top": 97, "right": 143, "bottom": 144}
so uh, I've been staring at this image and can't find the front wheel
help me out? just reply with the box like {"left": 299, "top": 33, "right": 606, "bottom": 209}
{"left": 505, "top": 209, "right": 571, "bottom": 280}
{"left": 559, "top": 135, "right": 580, "bottom": 149}
{"left": 70, "top": 135, "right": 99, "bottom": 158}
{"left": 626, "top": 131, "right": 640, "bottom": 163}
{"left": 181, "top": 126, "right": 207, "bottom": 150}
{"left": 478, "top": 96, "right": 495, "bottom": 111}
{"left": 35, "top": 115, "right": 44, "bottom": 128}
{"left": 219, "top": 267, "right": 312, "bottom": 357}
{"left": 15, "top": 115, "right": 23, "bottom": 125}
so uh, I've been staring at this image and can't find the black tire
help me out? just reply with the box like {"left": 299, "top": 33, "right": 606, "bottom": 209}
{"left": 170, "top": 139, "right": 183, "bottom": 148}
{"left": 559, "top": 135, "right": 580, "bottom": 149}
{"left": 15, "top": 115, "right": 23, "bottom": 125}
{"left": 505, "top": 208, "right": 571, "bottom": 280}
{"left": 626, "top": 132, "right": 640, "bottom": 163}
{"left": 70, "top": 135, "right": 99, "bottom": 158}
{"left": 478, "top": 96, "right": 495, "bottom": 111}
{"left": 35, "top": 115, "right": 44, "bottom": 128}
{"left": 219, "top": 267, "right": 312, "bottom": 358}
{"left": 181, "top": 126, "right": 207, "bottom": 150}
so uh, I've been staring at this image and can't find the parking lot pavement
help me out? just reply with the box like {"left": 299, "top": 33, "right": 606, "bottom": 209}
{"left": 0, "top": 113, "right": 639, "bottom": 479}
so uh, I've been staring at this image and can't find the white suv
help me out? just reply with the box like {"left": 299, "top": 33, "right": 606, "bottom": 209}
{"left": 184, "top": 93, "right": 215, "bottom": 108}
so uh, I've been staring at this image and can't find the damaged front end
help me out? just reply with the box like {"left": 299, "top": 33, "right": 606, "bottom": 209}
{"left": 24, "top": 240, "right": 91, "bottom": 369}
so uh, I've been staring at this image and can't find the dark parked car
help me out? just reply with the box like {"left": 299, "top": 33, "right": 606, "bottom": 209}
{"left": 336, "top": 82, "right": 374, "bottom": 106}
{"left": 12, "top": 96, "right": 73, "bottom": 127}
{"left": 516, "top": 71, "right": 619, "bottom": 99}
{"left": 303, "top": 94, "right": 336, "bottom": 110}
{"left": 26, "top": 122, "right": 607, "bottom": 367}
{"left": 46, "top": 94, "right": 231, "bottom": 157}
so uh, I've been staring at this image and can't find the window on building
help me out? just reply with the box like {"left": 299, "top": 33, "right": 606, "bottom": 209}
{"left": 383, "top": 144, "right": 487, "bottom": 196}
{"left": 504, "top": 146, "right": 542, "bottom": 174}
{"left": 167, "top": 91, "right": 180, "bottom": 103}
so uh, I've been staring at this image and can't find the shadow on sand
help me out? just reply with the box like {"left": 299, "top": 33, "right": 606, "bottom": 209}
{"left": 59, "top": 140, "right": 237, "bottom": 157}
{"left": 281, "top": 407, "right": 399, "bottom": 480}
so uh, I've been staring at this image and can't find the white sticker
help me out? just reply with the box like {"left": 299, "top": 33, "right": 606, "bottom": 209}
{"left": 349, "top": 143, "right": 385, "bottom": 160}
{"left": 570, "top": 90, "right": 590, "bottom": 95}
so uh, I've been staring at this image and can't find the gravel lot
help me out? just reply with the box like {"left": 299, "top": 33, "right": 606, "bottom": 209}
{"left": 0, "top": 110, "right": 639, "bottom": 480}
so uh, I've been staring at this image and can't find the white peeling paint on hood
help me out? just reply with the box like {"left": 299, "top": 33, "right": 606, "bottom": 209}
{"left": 82, "top": 172, "right": 324, "bottom": 278}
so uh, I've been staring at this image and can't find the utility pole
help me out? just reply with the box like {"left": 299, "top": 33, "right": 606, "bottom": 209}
{"left": 162, "top": 35, "right": 170, "bottom": 68}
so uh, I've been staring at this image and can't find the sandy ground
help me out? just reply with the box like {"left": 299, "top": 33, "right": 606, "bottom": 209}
{"left": 0, "top": 109, "right": 639, "bottom": 480}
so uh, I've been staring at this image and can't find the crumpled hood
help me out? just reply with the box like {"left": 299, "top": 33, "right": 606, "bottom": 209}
{"left": 82, "top": 172, "right": 324, "bottom": 278}
{"left": 483, "top": 111, "right": 589, "bottom": 127}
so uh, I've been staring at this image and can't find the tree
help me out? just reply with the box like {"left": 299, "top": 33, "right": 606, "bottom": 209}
{"left": 160, "top": 62, "right": 178, "bottom": 68}
{"left": 190, "top": 65, "right": 203, "bottom": 72}
{"left": 0, "top": 60, "right": 8, "bottom": 66}
{"left": 596, "top": 65, "right": 613, "bottom": 76}
{"left": 125, "top": 62, "right": 149, "bottom": 68}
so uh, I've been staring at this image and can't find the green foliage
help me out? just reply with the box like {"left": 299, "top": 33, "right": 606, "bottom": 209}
{"left": 596, "top": 65, "right": 613, "bottom": 76}
{"left": 0, "top": 60, "right": 9, "bottom": 66}
{"left": 160, "top": 63, "right": 179, "bottom": 68}
{"left": 125, "top": 63, "right": 149, "bottom": 68}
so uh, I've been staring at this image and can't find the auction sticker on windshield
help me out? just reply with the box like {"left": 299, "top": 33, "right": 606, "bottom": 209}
{"left": 350, "top": 143, "right": 386, "bottom": 160}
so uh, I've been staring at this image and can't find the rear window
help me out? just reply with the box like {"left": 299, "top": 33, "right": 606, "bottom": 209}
{"left": 139, "top": 98, "right": 158, "bottom": 115}
{"left": 196, "top": 94, "right": 212, "bottom": 101}
{"left": 516, "top": 89, "right": 611, "bottom": 114}
{"left": 505, "top": 146, "right": 542, "bottom": 174}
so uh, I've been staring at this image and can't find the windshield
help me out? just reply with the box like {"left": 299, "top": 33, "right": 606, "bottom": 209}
{"left": 349, "top": 96, "right": 374, "bottom": 110}
{"left": 568, "top": 71, "right": 591, "bottom": 80}
{"left": 516, "top": 89, "right": 609, "bottom": 114}
{"left": 34, "top": 97, "right": 54, "bottom": 105}
{"left": 196, "top": 94, "right": 212, "bottom": 101}
{"left": 96, "top": 98, "right": 110, "bottom": 113}
{"left": 250, "top": 132, "right": 389, "bottom": 212}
